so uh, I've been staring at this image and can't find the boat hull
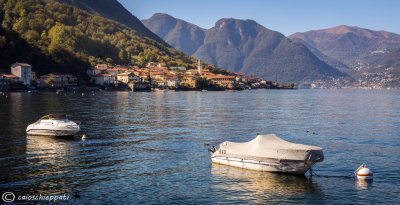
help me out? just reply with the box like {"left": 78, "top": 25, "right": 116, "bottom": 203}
{"left": 211, "top": 156, "right": 316, "bottom": 174}
{"left": 26, "top": 128, "right": 79, "bottom": 137}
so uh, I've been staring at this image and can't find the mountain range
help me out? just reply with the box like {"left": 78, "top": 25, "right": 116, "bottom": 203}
{"left": 143, "top": 13, "right": 351, "bottom": 86}
{"left": 289, "top": 25, "right": 400, "bottom": 69}
{"left": 1, "top": 0, "right": 399, "bottom": 88}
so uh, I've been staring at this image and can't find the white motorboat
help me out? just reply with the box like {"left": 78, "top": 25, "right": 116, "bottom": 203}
{"left": 26, "top": 114, "right": 80, "bottom": 136}
{"left": 210, "top": 134, "right": 324, "bottom": 174}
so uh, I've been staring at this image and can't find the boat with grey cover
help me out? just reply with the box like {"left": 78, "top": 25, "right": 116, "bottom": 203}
{"left": 210, "top": 134, "right": 324, "bottom": 174}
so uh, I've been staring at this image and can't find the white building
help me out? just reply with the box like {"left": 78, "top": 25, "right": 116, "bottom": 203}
{"left": 167, "top": 79, "right": 180, "bottom": 87}
{"left": 86, "top": 68, "right": 102, "bottom": 77}
{"left": 116, "top": 73, "right": 140, "bottom": 84}
{"left": 11, "top": 62, "right": 32, "bottom": 86}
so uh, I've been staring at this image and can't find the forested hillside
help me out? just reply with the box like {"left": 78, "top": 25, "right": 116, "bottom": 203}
{"left": 54, "top": 0, "right": 166, "bottom": 44}
{"left": 0, "top": 0, "right": 198, "bottom": 76}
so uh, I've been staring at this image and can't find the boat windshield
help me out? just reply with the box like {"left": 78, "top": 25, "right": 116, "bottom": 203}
{"left": 41, "top": 114, "right": 67, "bottom": 120}
{"left": 33, "top": 114, "right": 68, "bottom": 124}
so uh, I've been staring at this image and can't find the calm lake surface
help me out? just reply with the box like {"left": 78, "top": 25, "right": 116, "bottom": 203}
{"left": 1, "top": 89, "right": 400, "bottom": 204}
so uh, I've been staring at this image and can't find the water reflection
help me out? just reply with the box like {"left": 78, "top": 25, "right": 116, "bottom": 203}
{"left": 355, "top": 179, "right": 373, "bottom": 190}
{"left": 1, "top": 90, "right": 399, "bottom": 203}
{"left": 211, "top": 164, "right": 322, "bottom": 203}
{"left": 23, "top": 135, "right": 79, "bottom": 195}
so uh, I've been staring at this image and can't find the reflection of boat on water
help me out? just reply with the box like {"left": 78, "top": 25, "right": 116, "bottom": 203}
{"left": 26, "top": 114, "right": 80, "bottom": 137}
{"left": 211, "top": 163, "right": 322, "bottom": 200}
{"left": 211, "top": 134, "right": 324, "bottom": 174}
{"left": 27, "top": 135, "right": 73, "bottom": 158}
{"left": 26, "top": 134, "right": 79, "bottom": 187}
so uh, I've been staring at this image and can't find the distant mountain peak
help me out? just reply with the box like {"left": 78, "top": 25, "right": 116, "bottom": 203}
{"left": 147, "top": 13, "right": 176, "bottom": 22}
{"left": 289, "top": 25, "right": 400, "bottom": 68}
{"left": 325, "top": 25, "right": 358, "bottom": 34}
{"left": 215, "top": 18, "right": 257, "bottom": 27}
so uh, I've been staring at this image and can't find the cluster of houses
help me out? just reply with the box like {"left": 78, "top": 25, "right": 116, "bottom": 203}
{"left": 86, "top": 60, "right": 272, "bottom": 90}
{"left": 0, "top": 61, "right": 282, "bottom": 91}
{"left": 0, "top": 62, "right": 77, "bottom": 91}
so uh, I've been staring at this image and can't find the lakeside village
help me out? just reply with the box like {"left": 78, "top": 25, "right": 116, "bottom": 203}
{"left": 0, "top": 61, "right": 293, "bottom": 92}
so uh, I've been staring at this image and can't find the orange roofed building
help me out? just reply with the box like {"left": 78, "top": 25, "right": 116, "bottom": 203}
{"left": 207, "top": 75, "right": 236, "bottom": 88}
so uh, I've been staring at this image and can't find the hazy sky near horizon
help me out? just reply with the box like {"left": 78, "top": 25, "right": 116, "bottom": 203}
{"left": 117, "top": 0, "right": 400, "bottom": 36}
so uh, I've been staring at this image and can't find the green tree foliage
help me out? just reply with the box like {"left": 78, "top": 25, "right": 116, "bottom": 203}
{"left": 0, "top": 35, "right": 6, "bottom": 47}
{"left": 195, "top": 77, "right": 208, "bottom": 89}
{"left": 45, "top": 77, "right": 55, "bottom": 86}
{"left": 0, "top": 0, "right": 226, "bottom": 76}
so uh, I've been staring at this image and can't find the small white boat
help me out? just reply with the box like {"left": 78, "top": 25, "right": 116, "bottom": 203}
{"left": 210, "top": 134, "right": 324, "bottom": 174}
{"left": 26, "top": 114, "right": 80, "bottom": 136}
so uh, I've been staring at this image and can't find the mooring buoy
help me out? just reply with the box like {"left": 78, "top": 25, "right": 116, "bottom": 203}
{"left": 356, "top": 167, "right": 373, "bottom": 180}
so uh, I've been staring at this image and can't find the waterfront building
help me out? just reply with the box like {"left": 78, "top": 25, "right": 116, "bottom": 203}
{"left": 0, "top": 74, "right": 20, "bottom": 81}
{"left": 93, "top": 74, "right": 116, "bottom": 86}
{"left": 155, "top": 81, "right": 168, "bottom": 87}
{"left": 86, "top": 68, "right": 102, "bottom": 77}
{"left": 11, "top": 62, "right": 32, "bottom": 86}
{"left": 40, "top": 73, "right": 62, "bottom": 87}
{"left": 0, "top": 75, "right": 10, "bottom": 91}
{"left": 207, "top": 75, "right": 236, "bottom": 88}
{"left": 40, "top": 73, "right": 77, "bottom": 87}
{"left": 167, "top": 79, "right": 180, "bottom": 87}
{"left": 105, "top": 68, "right": 119, "bottom": 76}
{"left": 182, "top": 75, "right": 197, "bottom": 88}
{"left": 117, "top": 73, "right": 140, "bottom": 84}
{"left": 150, "top": 71, "right": 166, "bottom": 82}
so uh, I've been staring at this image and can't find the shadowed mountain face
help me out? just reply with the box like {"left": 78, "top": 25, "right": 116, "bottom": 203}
{"left": 289, "top": 25, "right": 400, "bottom": 68}
{"left": 290, "top": 38, "right": 349, "bottom": 69}
{"left": 143, "top": 14, "right": 350, "bottom": 84}
{"left": 142, "top": 13, "right": 205, "bottom": 55}
{"left": 55, "top": 0, "right": 167, "bottom": 45}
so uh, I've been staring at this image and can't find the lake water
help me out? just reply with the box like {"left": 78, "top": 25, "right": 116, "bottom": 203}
{"left": 0, "top": 89, "right": 399, "bottom": 204}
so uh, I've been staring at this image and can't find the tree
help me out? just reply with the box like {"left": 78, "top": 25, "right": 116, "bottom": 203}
{"left": 195, "top": 77, "right": 208, "bottom": 89}
{"left": 106, "top": 57, "right": 113, "bottom": 65}
{"left": 289, "top": 82, "right": 295, "bottom": 88}
{"left": 146, "top": 73, "right": 151, "bottom": 83}
{"left": 0, "top": 36, "right": 6, "bottom": 47}
{"left": 25, "top": 30, "right": 40, "bottom": 43}
{"left": 45, "top": 77, "right": 55, "bottom": 87}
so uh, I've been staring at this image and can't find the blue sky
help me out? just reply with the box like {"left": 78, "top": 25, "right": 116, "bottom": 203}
{"left": 117, "top": 0, "right": 400, "bottom": 36}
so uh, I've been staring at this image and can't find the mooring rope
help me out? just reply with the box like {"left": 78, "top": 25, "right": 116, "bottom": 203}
{"left": 309, "top": 168, "right": 354, "bottom": 178}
